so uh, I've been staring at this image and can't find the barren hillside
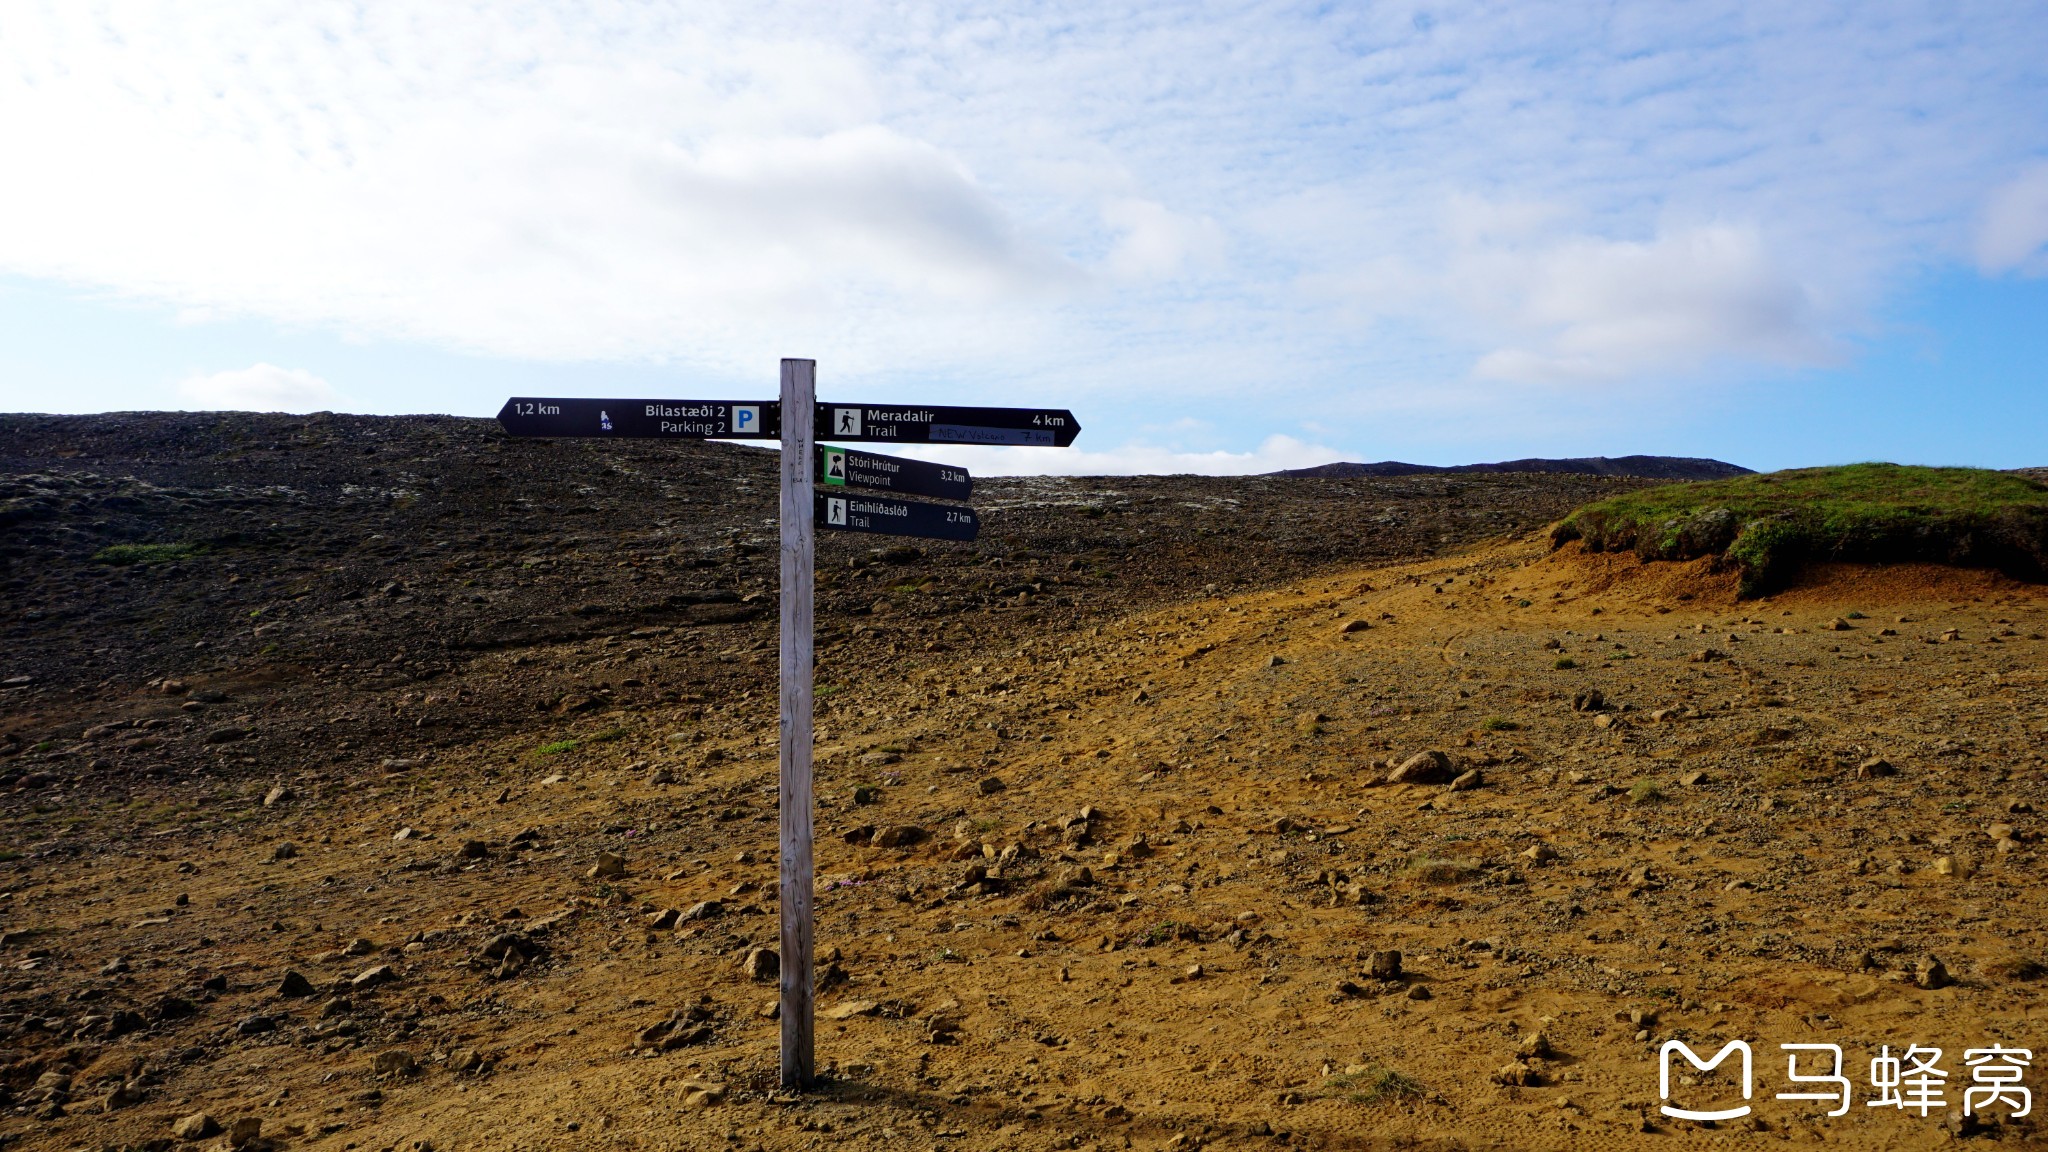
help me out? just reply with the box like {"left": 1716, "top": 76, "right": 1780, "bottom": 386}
{"left": 4, "top": 415, "right": 2046, "bottom": 1151}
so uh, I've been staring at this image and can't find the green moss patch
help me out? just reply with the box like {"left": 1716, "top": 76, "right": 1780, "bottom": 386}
{"left": 93, "top": 542, "right": 200, "bottom": 566}
{"left": 1552, "top": 464, "right": 2048, "bottom": 597}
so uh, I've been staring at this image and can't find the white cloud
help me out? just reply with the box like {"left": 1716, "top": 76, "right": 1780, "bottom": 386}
{"left": 0, "top": 2, "right": 2044, "bottom": 428}
{"left": 1101, "top": 198, "right": 1224, "bottom": 281}
{"left": 1460, "top": 223, "right": 1825, "bottom": 384}
{"left": 178, "top": 364, "right": 343, "bottom": 412}
{"left": 1977, "top": 164, "right": 2048, "bottom": 276}
{"left": 886, "top": 434, "right": 1342, "bottom": 477}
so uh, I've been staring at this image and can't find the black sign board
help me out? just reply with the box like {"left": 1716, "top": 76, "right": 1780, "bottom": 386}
{"left": 497, "top": 398, "right": 778, "bottom": 440}
{"left": 817, "top": 492, "right": 978, "bottom": 542}
{"left": 817, "top": 446, "right": 971, "bottom": 501}
{"left": 815, "top": 403, "right": 1079, "bottom": 447}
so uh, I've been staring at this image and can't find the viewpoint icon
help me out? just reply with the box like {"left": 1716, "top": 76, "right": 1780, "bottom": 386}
{"left": 1660, "top": 1040, "right": 1753, "bottom": 1122}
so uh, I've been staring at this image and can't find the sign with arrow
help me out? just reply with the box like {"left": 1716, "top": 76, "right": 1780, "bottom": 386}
{"left": 817, "top": 446, "right": 971, "bottom": 502}
{"left": 496, "top": 398, "right": 777, "bottom": 439}
{"left": 496, "top": 367, "right": 1073, "bottom": 1092}
{"left": 815, "top": 403, "right": 1079, "bottom": 447}
{"left": 817, "top": 492, "right": 978, "bottom": 542}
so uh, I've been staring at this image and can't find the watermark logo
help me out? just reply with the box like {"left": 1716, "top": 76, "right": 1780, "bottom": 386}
{"left": 1659, "top": 1040, "right": 1752, "bottom": 1121}
{"left": 1655, "top": 1040, "right": 2032, "bottom": 1124}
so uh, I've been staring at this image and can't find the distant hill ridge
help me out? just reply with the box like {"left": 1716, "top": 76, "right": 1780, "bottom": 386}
{"left": 1272, "top": 455, "right": 1754, "bottom": 481}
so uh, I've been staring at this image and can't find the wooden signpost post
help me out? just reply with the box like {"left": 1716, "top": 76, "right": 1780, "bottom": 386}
{"left": 497, "top": 361, "right": 1079, "bottom": 1088}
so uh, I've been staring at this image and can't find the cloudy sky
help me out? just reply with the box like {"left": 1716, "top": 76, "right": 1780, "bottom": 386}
{"left": 2, "top": 2, "right": 2045, "bottom": 474}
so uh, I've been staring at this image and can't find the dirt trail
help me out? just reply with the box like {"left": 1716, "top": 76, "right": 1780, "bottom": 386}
{"left": 5, "top": 535, "right": 2048, "bottom": 1150}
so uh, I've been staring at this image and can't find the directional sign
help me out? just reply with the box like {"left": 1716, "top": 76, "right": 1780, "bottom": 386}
{"left": 497, "top": 398, "right": 778, "bottom": 439}
{"left": 814, "top": 403, "right": 1079, "bottom": 447}
{"left": 817, "top": 445, "right": 971, "bottom": 502}
{"left": 817, "top": 492, "right": 978, "bottom": 542}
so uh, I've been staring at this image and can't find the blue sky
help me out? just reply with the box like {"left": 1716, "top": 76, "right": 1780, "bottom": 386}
{"left": 2, "top": 3, "right": 2045, "bottom": 475}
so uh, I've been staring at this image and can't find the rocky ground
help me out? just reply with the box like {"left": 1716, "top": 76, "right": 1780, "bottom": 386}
{"left": 3, "top": 414, "right": 2046, "bottom": 1151}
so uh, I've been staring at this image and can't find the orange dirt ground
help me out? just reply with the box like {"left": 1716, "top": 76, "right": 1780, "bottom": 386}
{"left": 7, "top": 536, "right": 2048, "bottom": 1151}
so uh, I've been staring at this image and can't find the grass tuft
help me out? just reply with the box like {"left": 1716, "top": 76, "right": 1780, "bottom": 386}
{"left": 94, "top": 542, "right": 199, "bottom": 566}
{"left": 1404, "top": 856, "right": 1480, "bottom": 884}
{"left": 536, "top": 739, "right": 580, "bottom": 756}
{"left": 1628, "top": 779, "right": 1666, "bottom": 805}
{"left": 1552, "top": 463, "right": 2048, "bottom": 598}
{"left": 1322, "top": 1064, "right": 1426, "bottom": 1105}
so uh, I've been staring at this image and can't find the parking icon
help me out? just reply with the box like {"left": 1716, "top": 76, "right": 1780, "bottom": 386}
{"left": 733, "top": 405, "right": 760, "bottom": 435}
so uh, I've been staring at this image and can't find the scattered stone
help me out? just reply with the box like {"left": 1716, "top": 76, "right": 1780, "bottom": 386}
{"left": 236, "top": 1014, "right": 276, "bottom": 1035}
{"left": 1339, "top": 619, "right": 1370, "bottom": 634}
{"left": 1387, "top": 751, "right": 1453, "bottom": 785}
{"left": 203, "top": 726, "right": 251, "bottom": 744}
{"left": 1570, "top": 689, "right": 1604, "bottom": 712}
{"left": 742, "top": 947, "right": 780, "bottom": 982}
{"left": 262, "top": 784, "right": 293, "bottom": 807}
{"left": 587, "top": 852, "right": 627, "bottom": 880}
{"left": 647, "top": 767, "right": 676, "bottom": 786}
{"left": 373, "top": 1049, "right": 419, "bottom": 1076}
{"left": 859, "top": 750, "right": 902, "bottom": 767}
{"left": 1933, "top": 856, "right": 1973, "bottom": 879}
{"left": 872, "top": 824, "right": 927, "bottom": 848}
{"left": 647, "top": 907, "right": 680, "bottom": 930}
{"left": 449, "top": 1048, "right": 485, "bottom": 1074}
{"left": 976, "top": 776, "right": 1007, "bottom": 796}
{"left": 1916, "top": 956, "right": 1952, "bottom": 990}
{"left": 826, "top": 999, "right": 879, "bottom": 1020}
{"left": 1857, "top": 756, "right": 1896, "bottom": 778}
{"left": 102, "top": 1079, "right": 146, "bottom": 1111}
{"left": 1827, "top": 617, "right": 1854, "bottom": 630}
{"left": 1677, "top": 770, "right": 1708, "bottom": 787}
{"left": 1521, "top": 844, "right": 1557, "bottom": 864}
{"left": 276, "top": 970, "right": 317, "bottom": 998}
{"left": 680, "top": 900, "right": 723, "bottom": 922}
{"left": 1406, "top": 984, "right": 1431, "bottom": 1000}
{"left": 1365, "top": 950, "right": 1403, "bottom": 979}
{"left": 267, "top": 842, "right": 298, "bottom": 862}
{"left": 456, "top": 838, "right": 491, "bottom": 860}
{"left": 1493, "top": 1061, "right": 1535, "bottom": 1087}
{"left": 227, "top": 1117, "right": 263, "bottom": 1148}
{"left": 101, "top": 955, "right": 131, "bottom": 975}
{"left": 680, "top": 1079, "right": 727, "bottom": 1109}
{"left": 172, "top": 1112, "right": 221, "bottom": 1140}
{"left": 1518, "top": 1031, "right": 1554, "bottom": 1058}
{"left": 350, "top": 964, "right": 396, "bottom": 990}
{"left": 1449, "top": 768, "right": 1483, "bottom": 791}
{"left": 343, "top": 936, "right": 377, "bottom": 956}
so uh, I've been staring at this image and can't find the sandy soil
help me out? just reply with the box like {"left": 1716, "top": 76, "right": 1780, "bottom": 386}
{"left": 6, "top": 530, "right": 2048, "bottom": 1151}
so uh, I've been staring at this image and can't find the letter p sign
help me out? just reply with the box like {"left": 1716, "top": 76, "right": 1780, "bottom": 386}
{"left": 733, "top": 405, "right": 760, "bottom": 435}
